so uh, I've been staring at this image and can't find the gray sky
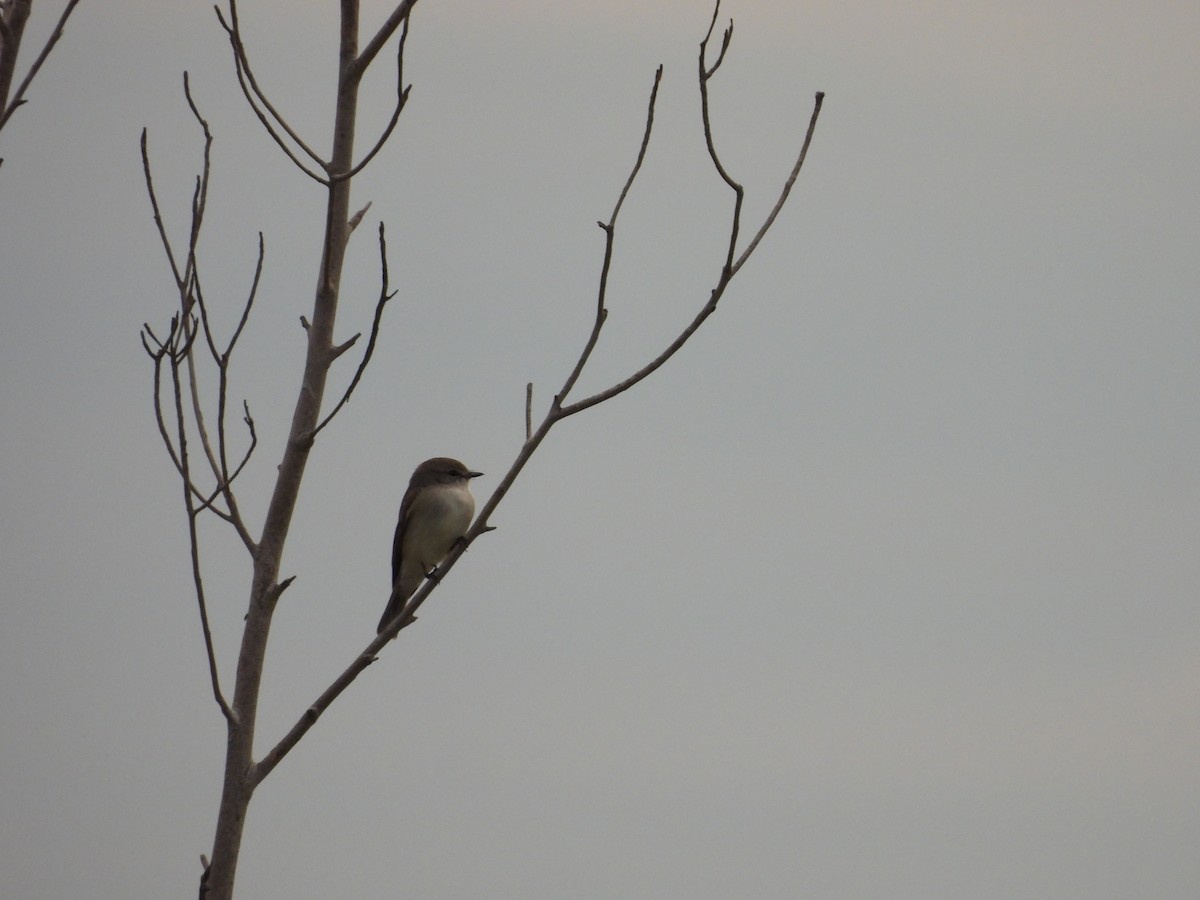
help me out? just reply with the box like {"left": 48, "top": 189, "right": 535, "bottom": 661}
{"left": 2, "top": 1, "right": 1198, "bottom": 897}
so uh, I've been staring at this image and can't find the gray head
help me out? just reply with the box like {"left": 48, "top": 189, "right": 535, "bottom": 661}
{"left": 409, "top": 457, "right": 483, "bottom": 487}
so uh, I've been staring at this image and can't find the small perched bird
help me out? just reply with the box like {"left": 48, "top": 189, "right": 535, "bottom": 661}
{"left": 377, "top": 457, "right": 482, "bottom": 633}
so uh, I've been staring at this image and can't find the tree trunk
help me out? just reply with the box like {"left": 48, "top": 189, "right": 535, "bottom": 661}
{"left": 201, "top": 3, "right": 362, "bottom": 896}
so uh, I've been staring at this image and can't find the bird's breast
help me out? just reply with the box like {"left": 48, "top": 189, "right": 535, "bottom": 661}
{"left": 403, "top": 484, "right": 476, "bottom": 565}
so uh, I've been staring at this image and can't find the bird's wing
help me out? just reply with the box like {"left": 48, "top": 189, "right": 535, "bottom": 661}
{"left": 379, "top": 483, "right": 420, "bottom": 633}
{"left": 390, "top": 481, "right": 420, "bottom": 592}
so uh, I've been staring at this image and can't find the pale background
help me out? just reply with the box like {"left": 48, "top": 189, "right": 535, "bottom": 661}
{"left": 2, "top": 1, "right": 1197, "bottom": 897}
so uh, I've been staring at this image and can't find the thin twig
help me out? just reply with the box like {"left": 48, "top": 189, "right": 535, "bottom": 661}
{"left": 195, "top": 405, "right": 257, "bottom": 521}
{"left": 331, "top": 19, "right": 410, "bottom": 183}
{"left": 351, "top": 0, "right": 417, "bottom": 80}
{"left": 182, "top": 73, "right": 212, "bottom": 312}
{"left": 554, "top": 65, "right": 662, "bottom": 408}
{"left": 525, "top": 383, "right": 533, "bottom": 442}
{"left": 140, "top": 130, "right": 185, "bottom": 289}
{"left": 143, "top": 321, "right": 187, "bottom": 478}
{"left": 348, "top": 202, "right": 372, "bottom": 234}
{"left": 169, "top": 322, "right": 234, "bottom": 723}
{"left": 0, "top": 0, "right": 83, "bottom": 131}
{"left": 732, "top": 92, "right": 823, "bottom": 275}
{"left": 698, "top": 5, "right": 742, "bottom": 274}
{"left": 176, "top": 78, "right": 257, "bottom": 548}
{"left": 309, "top": 221, "right": 396, "bottom": 439}
{"left": 210, "top": 235, "right": 265, "bottom": 551}
{"left": 213, "top": 235, "right": 264, "bottom": 488}
{"left": 216, "top": 1, "right": 330, "bottom": 184}
{"left": 177, "top": 78, "right": 228, "bottom": 498}
{"left": 559, "top": 42, "right": 825, "bottom": 416}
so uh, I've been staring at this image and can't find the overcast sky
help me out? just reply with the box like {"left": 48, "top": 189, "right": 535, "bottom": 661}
{"left": 2, "top": 1, "right": 1198, "bottom": 897}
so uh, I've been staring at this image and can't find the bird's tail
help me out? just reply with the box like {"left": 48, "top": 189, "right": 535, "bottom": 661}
{"left": 377, "top": 589, "right": 406, "bottom": 634}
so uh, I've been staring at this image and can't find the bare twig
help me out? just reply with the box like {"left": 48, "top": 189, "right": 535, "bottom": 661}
{"left": 177, "top": 82, "right": 227, "bottom": 494}
{"left": 0, "top": 0, "right": 83, "bottom": 132}
{"left": 557, "top": 50, "right": 824, "bottom": 417}
{"left": 525, "top": 383, "right": 533, "bottom": 442}
{"left": 206, "top": 235, "right": 264, "bottom": 542}
{"left": 252, "top": 619, "right": 406, "bottom": 784}
{"left": 224, "top": 234, "right": 264, "bottom": 358}
{"left": 148, "top": 77, "right": 258, "bottom": 550}
{"left": 168, "top": 317, "right": 235, "bottom": 724}
{"left": 351, "top": 0, "right": 417, "bottom": 80}
{"left": 698, "top": 3, "right": 742, "bottom": 274}
{"left": 347, "top": 201, "right": 372, "bottom": 234}
{"left": 182, "top": 74, "right": 212, "bottom": 304}
{"left": 309, "top": 221, "right": 396, "bottom": 439}
{"left": 194, "top": 401, "right": 257, "bottom": 519}
{"left": 142, "top": 317, "right": 190, "bottom": 479}
{"left": 214, "top": 234, "right": 264, "bottom": 504}
{"left": 331, "top": 18, "right": 410, "bottom": 183}
{"left": 732, "top": 92, "right": 823, "bottom": 275}
{"left": 144, "top": 77, "right": 271, "bottom": 712}
{"left": 555, "top": 65, "right": 662, "bottom": 408}
{"left": 140, "top": 130, "right": 185, "bottom": 289}
{"left": 216, "top": 0, "right": 329, "bottom": 184}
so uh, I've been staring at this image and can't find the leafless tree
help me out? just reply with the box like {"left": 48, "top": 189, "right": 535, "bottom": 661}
{"left": 140, "top": 2, "right": 822, "bottom": 898}
{"left": 0, "top": 0, "right": 83, "bottom": 144}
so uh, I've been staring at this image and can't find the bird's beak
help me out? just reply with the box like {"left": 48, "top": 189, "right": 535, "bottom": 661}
{"left": 468, "top": 470, "right": 483, "bottom": 479}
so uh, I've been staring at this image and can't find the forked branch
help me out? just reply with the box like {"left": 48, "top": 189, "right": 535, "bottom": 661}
{"left": 142, "top": 78, "right": 280, "bottom": 718}
{"left": 216, "top": 0, "right": 418, "bottom": 185}
{"left": 0, "top": 0, "right": 84, "bottom": 134}
{"left": 331, "top": 17, "right": 411, "bottom": 183}
{"left": 309, "top": 222, "right": 397, "bottom": 439}
{"left": 216, "top": 0, "right": 328, "bottom": 183}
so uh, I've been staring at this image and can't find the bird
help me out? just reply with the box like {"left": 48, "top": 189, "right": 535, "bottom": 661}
{"left": 377, "top": 457, "right": 482, "bottom": 633}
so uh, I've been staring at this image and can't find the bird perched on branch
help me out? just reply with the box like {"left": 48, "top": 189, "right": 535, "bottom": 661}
{"left": 377, "top": 457, "right": 482, "bottom": 633}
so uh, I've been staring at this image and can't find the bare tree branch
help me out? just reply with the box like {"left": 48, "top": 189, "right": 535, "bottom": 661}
{"left": 350, "top": 0, "right": 417, "bottom": 80}
{"left": 555, "top": 64, "right": 662, "bottom": 407}
{"left": 182, "top": 74, "right": 212, "bottom": 306}
{"left": 216, "top": 0, "right": 330, "bottom": 184}
{"left": 164, "top": 312, "right": 235, "bottom": 723}
{"left": 525, "top": 382, "right": 533, "bottom": 443}
{"left": 558, "top": 45, "right": 825, "bottom": 417}
{"left": 142, "top": 317, "right": 191, "bottom": 479}
{"left": 173, "top": 86, "right": 230, "bottom": 513}
{"left": 145, "top": 323, "right": 238, "bottom": 723}
{"left": 0, "top": 0, "right": 83, "bottom": 133}
{"left": 331, "top": 18, "right": 410, "bottom": 183}
{"left": 732, "top": 91, "right": 824, "bottom": 275}
{"left": 347, "top": 201, "right": 372, "bottom": 234}
{"left": 214, "top": 235, "right": 264, "bottom": 495}
{"left": 194, "top": 400, "right": 257, "bottom": 520}
{"left": 698, "top": 5, "right": 743, "bottom": 275}
{"left": 143, "top": 78, "right": 269, "bottom": 725}
{"left": 309, "top": 221, "right": 396, "bottom": 440}
{"left": 141, "top": 130, "right": 186, "bottom": 289}
{"left": 144, "top": 76, "right": 259, "bottom": 551}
